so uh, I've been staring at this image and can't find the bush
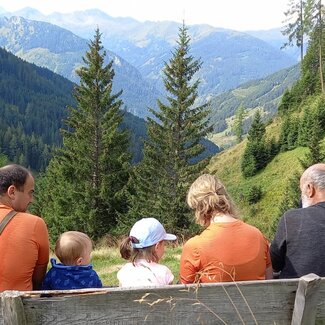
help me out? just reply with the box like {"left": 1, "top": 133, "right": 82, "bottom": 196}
{"left": 245, "top": 185, "right": 263, "bottom": 204}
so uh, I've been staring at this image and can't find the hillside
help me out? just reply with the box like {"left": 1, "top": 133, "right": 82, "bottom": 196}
{"left": 209, "top": 64, "right": 300, "bottom": 147}
{"left": 208, "top": 119, "right": 307, "bottom": 239}
{"left": 0, "top": 47, "right": 75, "bottom": 170}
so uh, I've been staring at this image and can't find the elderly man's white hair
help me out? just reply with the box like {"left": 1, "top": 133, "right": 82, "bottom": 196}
{"left": 301, "top": 163, "right": 325, "bottom": 190}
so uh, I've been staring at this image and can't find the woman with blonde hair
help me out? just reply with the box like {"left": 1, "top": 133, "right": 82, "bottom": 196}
{"left": 180, "top": 174, "right": 272, "bottom": 283}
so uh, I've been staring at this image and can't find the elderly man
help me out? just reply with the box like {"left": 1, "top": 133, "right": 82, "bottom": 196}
{"left": 270, "top": 163, "right": 325, "bottom": 278}
{"left": 0, "top": 164, "right": 49, "bottom": 291}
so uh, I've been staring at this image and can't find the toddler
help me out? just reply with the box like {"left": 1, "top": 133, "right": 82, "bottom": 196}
{"left": 42, "top": 231, "right": 102, "bottom": 289}
{"left": 117, "top": 217, "right": 176, "bottom": 287}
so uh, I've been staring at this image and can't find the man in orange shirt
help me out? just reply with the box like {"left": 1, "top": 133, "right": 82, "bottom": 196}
{"left": 0, "top": 164, "right": 49, "bottom": 291}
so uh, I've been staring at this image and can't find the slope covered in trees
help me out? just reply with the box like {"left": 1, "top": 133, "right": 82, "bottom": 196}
{"left": 0, "top": 47, "right": 75, "bottom": 170}
{"left": 209, "top": 64, "right": 300, "bottom": 134}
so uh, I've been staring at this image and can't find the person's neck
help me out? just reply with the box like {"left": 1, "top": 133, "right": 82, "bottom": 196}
{"left": 0, "top": 197, "right": 13, "bottom": 208}
{"left": 211, "top": 213, "right": 237, "bottom": 223}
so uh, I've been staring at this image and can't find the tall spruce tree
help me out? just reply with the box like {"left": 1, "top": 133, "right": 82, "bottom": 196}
{"left": 304, "top": 0, "right": 325, "bottom": 93}
{"left": 121, "top": 24, "right": 212, "bottom": 235}
{"left": 241, "top": 111, "right": 267, "bottom": 177}
{"left": 232, "top": 104, "right": 246, "bottom": 143}
{"left": 35, "top": 29, "right": 131, "bottom": 241}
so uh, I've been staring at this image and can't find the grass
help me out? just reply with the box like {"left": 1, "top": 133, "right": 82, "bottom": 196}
{"left": 90, "top": 244, "right": 182, "bottom": 286}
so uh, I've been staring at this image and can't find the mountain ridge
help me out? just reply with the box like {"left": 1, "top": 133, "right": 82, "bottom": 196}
{"left": 1, "top": 8, "right": 297, "bottom": 99}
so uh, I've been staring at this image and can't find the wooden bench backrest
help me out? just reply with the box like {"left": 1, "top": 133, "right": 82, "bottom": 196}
{"left": 1, "top": 274, "right": 324, "bottom": 325}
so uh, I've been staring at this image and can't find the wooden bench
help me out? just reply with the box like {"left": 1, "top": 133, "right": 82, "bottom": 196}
{"left": 1, "top": 273, "right": 324, "bottom": 324}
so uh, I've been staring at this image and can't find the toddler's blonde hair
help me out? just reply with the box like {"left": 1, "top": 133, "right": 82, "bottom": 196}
{"left": 55, "top": 231, "right": 92, "bottom": 265}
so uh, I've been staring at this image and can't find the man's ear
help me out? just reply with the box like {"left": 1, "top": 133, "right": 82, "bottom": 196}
{"left": 307, "top": 183, "right": 316, "bottom": 198}
{"left": 7, "top": 185, "right": 16, "bottom": 199}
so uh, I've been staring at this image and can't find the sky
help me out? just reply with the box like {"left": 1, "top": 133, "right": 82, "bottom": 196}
{"left": 0, "top": 0, "right": 288, "bottom": 31}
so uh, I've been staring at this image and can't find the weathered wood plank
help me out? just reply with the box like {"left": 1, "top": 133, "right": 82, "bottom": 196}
{"left": 291, "top": 273, "right": 321, "bottom": 325}
{"left": 1, "top": 291, "right": 26, "bottom": 325}
{"left": 314, "top": 281, "right": 325, "bottom": 325}
{"left": 21, "top": 279, "right": 300, "bottom": 325}
{"left": 2, "top": 276, "right": 325, "bottom": 325}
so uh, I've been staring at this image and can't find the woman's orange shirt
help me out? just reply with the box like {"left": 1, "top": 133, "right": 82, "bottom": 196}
{"left": 180, "top": 220, "right": 271, "bottom": 283}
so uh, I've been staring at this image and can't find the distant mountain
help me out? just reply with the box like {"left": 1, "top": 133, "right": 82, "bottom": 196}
{"left": 0, "top": 16, "right": 162, "bottom": 118}
{"left": 210, "top": 64, "right": 300, "bottom": 134}
{"left": 245, "top": 28, "right": 301, "bottom": 61}
{"left": 4, "top": 8, "right": 297, "bottom": 99}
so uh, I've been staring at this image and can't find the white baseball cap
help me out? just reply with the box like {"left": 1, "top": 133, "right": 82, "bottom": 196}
{"left": 129, "top": 217, "right": 177, "bottom": 248}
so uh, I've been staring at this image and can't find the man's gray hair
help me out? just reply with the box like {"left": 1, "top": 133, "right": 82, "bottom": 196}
{"left": 305, "top": 168, "right": 325, "bottom": 190}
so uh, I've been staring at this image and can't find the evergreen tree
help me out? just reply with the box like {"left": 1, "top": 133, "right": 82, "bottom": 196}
{"left": 278, "top": 89, "right": 295, "bottom": 114}
{"left": 278, "top": 116, "right": 291, "bottom": 151}
{"left": 232, "top": 104, "right": 246, "bottom": 143}
{"left": 121, "top": 24, "right": 212, "bottom": 235}
{"left": 300, "top": 119, "right": 325, "bottom": 168}
{"left": 304, "top": 0, "right": 325, "bottom": 93}
{"left": 282, "top": 0, "right": 308, "bottom": 63}
{"left": 297, "top": 107, "right": 315, "bottom": 146}
{"left": 241, "top": 111, "right": 267, "bottom": 177}
{"left": 287, "top": 116, "right": 300, "bottom": 149}
{"left": 266, "top": 137, "right": 279, "bottom": 161}
{"left": 35, "top": 29, "right": 131, "bottom": 240}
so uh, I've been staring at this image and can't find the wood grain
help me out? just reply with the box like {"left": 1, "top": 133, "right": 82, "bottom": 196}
{"left": 1, "top": 276, "right": 325, "bottom": 325}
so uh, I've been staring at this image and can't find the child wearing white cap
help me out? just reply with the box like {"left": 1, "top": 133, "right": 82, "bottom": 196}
{"left": 117, "top": 217, "right": 177, "bottom": 287}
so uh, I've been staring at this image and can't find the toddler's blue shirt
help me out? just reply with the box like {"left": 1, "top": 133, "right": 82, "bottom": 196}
{"left": 42, "top": 258, "right": 103, "bottom": 290}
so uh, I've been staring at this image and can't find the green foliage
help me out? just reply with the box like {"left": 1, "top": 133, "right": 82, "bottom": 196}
{"left": 278, "top": 89, "right": 295, "bottom": 114}
{"left": 232, "top": 104, "right": 246, "bottom": 143}
{"left": 282, "top": 0, "right": 310, "bottom": 62}
{"left": 0, "top": 153, "right": 8, "bottom": 167}
{"left": 36, "top": 29, "right": 131, "bottom": 241}
{"left": 210, "top": 64, "right": 299, "bottom": 134}
{"left": 121, "top": 24, "right": 212, "bottom": 236}
{"left": 245, "top": 185, "right": 263, "bottom": 204}
{"left": 0, "top": 47, "right": 75, "bottom": 170}
{"left": 241, "top": 111, "right": 268, "bottom": 177}
{"left": 271, "top": 171, "right": 301, "bottom": 235}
